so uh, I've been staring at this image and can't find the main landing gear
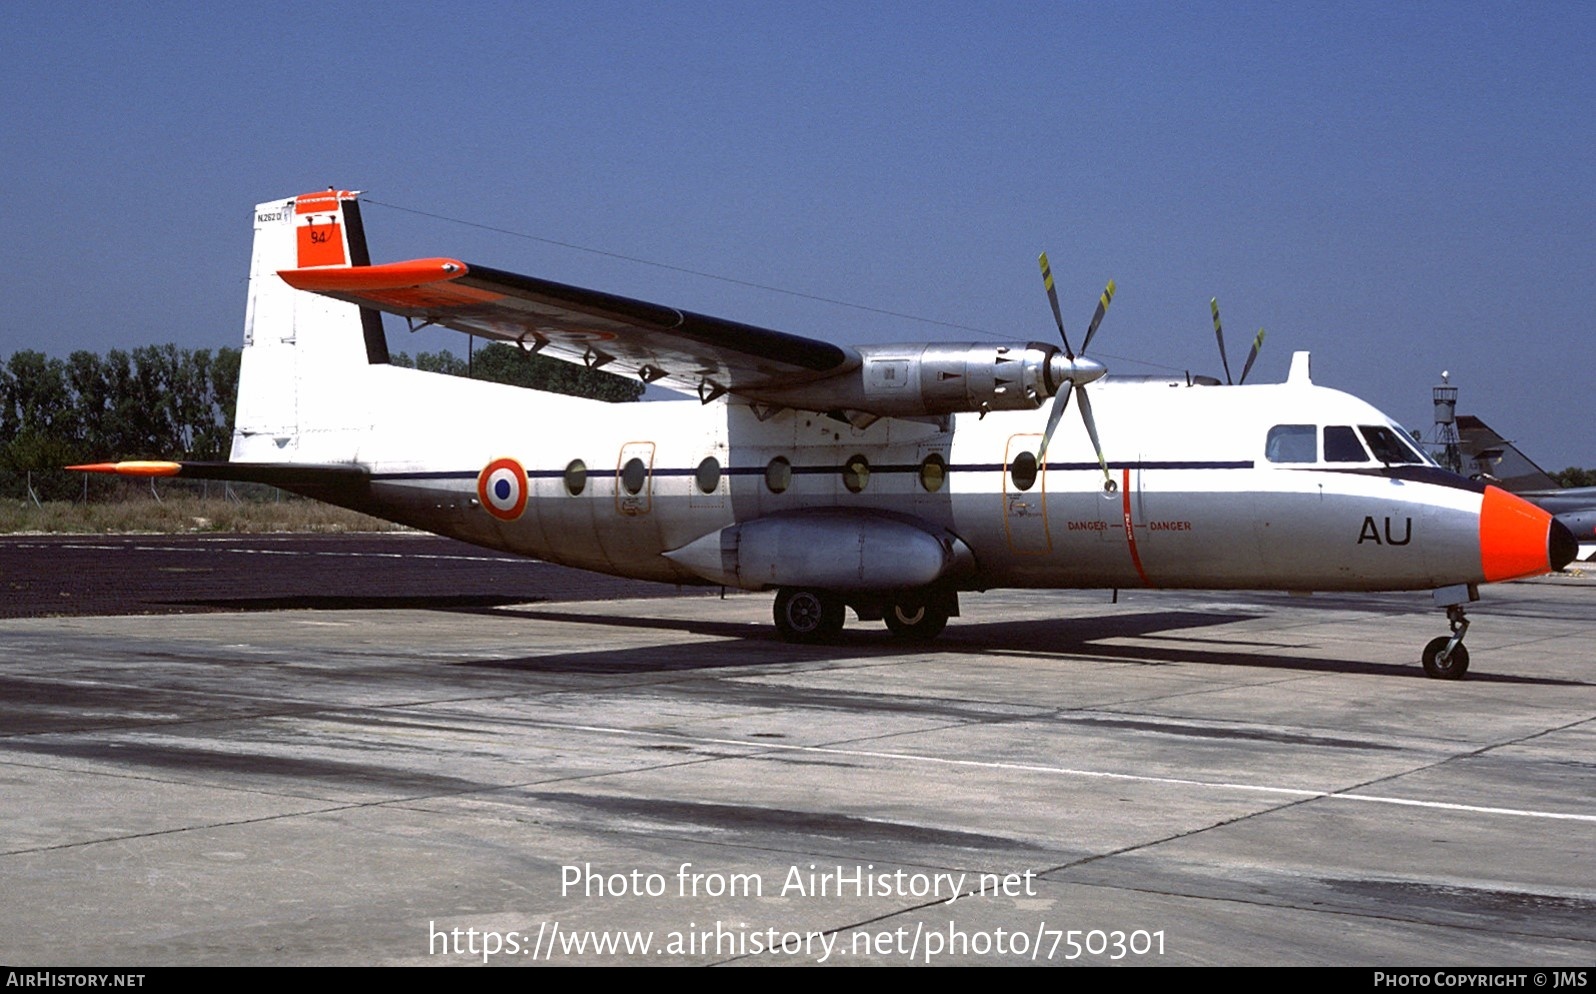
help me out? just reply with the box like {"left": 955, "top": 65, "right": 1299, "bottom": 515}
{"left": 883, "top": 595, "right": 950, "bottom": 640}
{"left": 772, "top": 587, "right": 955, "bottom": 644}
{"left": 772, "top": 588, "right": 845, "bottom": 643}
{"left": 1421, "top": 603, "right": 1471, "bottom": 680}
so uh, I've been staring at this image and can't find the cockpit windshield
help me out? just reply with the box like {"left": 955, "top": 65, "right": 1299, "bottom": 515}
{"left": 1359, "top": 425, "right": 1429, "bottom": 465}
{"left": 1267, "top": 423, "right": 1436, "bottom": 466}
{"left": 1323, "top": 425, "right": 1369, "bottom": 462}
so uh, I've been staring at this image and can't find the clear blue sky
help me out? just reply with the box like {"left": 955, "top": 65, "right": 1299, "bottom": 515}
{"left": 2, "top": 2, "right": 1590, "bottom": 467}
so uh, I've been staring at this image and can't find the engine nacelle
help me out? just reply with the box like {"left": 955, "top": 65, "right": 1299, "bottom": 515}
{"left": 663, "top": 509, "right": 976, "bottom": 592}
{"left": 855, "top": 342, "right": 1060, "bottom": 415}
{"left": 750, "top": 342, "right": 1070, "bottom": 418}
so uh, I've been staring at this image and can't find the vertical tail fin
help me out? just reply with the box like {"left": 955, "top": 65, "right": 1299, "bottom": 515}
{"left": 232, "top": 189, "right": 389, "bottom": 462}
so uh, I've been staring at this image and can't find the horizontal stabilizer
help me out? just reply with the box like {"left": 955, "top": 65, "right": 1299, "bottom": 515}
{"left": 68, "top": 461, "right": 368, "bottom": 489}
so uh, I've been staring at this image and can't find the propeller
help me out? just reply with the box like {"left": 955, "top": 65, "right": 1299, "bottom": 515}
{"left": 1037, "top": 252, "right": 1115, "bottom": 491}
{"left": 1209, "top": 297, "right": 1266, "bottom": 385}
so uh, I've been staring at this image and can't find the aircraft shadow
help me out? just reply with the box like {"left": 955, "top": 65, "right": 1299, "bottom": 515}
{"left": 167, "top": 594, "right": 544, "bottom": 612}
{"left": 450, "top": 605, "right": 1592, "bottom": 686}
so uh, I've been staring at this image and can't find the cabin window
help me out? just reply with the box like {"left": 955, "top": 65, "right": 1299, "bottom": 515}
{"left": 695, "top": 456, "right": 721, "bottom": 494}
{"left": 919, "top": 453, "right": 947, "bottom": 493}
{"left": 1010, "top": 451, "right": 1038, "bottom": 491}
{"left": 620, "top": 457, "right": 648, "bottom": 495}
{"left": 765, "top": 456, "right": 791, "bottom": 494}
{"left": 842, "top": 454, "right": 870, "bottom": 493}
{"left": 563, "top": 459, "right": 587, "bottom": 496}
{"left": 1265, "top": 424, "right": 1316, "bottom": 463}
{"left": 1323, "top": 425, "right": 1369, "bottom": 463}
{"left": 1360, "top": 425, "right": 1425, "bottom": 464}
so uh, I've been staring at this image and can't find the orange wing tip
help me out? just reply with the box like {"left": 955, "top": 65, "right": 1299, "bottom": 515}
{"left": 67, "top": 461, "right": 183, "bottom": 478}
{"left": 279, "top": 257, "right": 469, "bottom": 291}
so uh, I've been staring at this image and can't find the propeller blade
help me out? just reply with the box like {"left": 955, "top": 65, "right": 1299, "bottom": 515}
{"left": 1238, "top": 327, "right": 1266, "bottom": 384}
{"left": 1075, "top": 385, "right": 1113, "bottom": 490}
{"left": 1037, "top": 380, "right": 1073, "bottom": 464}
{"left": 1080, "top": 279, "right": 1116, "bottom": 355}
{"left": 1038, "top": 252, "right": 1074, "bottom": 358}
{"left": 1210, "top": 298, "right": 1234, "bottom": 385}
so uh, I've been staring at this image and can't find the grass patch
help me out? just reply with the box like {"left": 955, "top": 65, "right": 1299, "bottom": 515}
{"left": 0, "top": 495, "right": 411, "bottom": 534}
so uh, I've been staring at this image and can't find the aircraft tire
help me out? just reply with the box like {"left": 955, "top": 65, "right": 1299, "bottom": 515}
{"left": 883, "top": 599, "right": 948, "bottom": 640}
{"left": 1421, "top": 636, "right": 1469, "bottom": 679}
{"left": 773, "top": 587, "right": 844, "bottom": 643}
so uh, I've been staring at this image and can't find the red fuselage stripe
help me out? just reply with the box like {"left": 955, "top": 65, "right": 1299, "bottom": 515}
{"left": 1121, "top": 467, "right": 1153, "bottom": 587}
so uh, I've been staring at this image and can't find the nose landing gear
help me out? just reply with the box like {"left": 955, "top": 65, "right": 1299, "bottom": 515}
{"left": 1421, "top": 603, "right": 1471, "bottom": 679}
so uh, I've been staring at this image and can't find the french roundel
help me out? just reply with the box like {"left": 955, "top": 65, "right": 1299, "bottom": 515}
{"left": 477, "top": 458, "right": 528, "bottom": 521}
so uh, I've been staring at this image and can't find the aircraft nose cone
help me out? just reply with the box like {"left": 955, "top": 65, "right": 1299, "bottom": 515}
{"left": 1480, "top": 486, "right": 1566, "bottom": 582}
{"left": 1549, "top": 517, "right": 1578, "bottom": 572}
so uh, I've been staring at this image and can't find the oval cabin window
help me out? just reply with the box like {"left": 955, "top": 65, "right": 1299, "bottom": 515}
{"left": 695, "top": 456, "right": 721, "bottom": 494}
{"left": 842, "top": 454, "right": 870, "bottom": 494}
{"left": 621, "top": 457, "right": 648, "bottom": 495}
{"left": 765, "top": 456, "right": 792, "bottom": 494}
{"left": 564, "top": 459, "right": 587, "bottom": 496}
{"left": 1010, "top": 451, "right": 1038, "bottom": 491}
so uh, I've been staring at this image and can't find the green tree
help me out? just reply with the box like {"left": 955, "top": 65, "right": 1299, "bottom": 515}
{"left": 1, "top": 351, "right": 73, "bottom": 447}
{"left": 392, "top": 343, "right": 644, "bottom": 402}
{"left": 1553, "top": 467, "right": 1596, "bottom": 488}
{"left": 1, "top": 351, "right": 80, "bottom": 499}
{"left": 193, "top": 347, "right": 241, "bottom": 461}
{"left": 4, "top": 338, "right": 638, "bottom": 501}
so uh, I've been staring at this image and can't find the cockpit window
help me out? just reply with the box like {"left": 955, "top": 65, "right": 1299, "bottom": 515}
{"left": 1359, "top": 425, "right": 1425, "bottom": 464}
{"left": 1323, "top": 425, "right": 1369, "bottom": 463}
{"left": 1266, "top": 424, "right": 1316, "bottom": 463}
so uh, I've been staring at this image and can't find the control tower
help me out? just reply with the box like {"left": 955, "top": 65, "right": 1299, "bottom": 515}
{"left": 1431, "top": 372, "right": 1462, "bottom": 474}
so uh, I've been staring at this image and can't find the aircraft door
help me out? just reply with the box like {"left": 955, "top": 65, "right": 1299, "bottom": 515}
{"left": 615, "top": 441, "right": 655, "bottom": 517}
{"left": 1003, "top": 434, "right": 1050, "bottom": 554}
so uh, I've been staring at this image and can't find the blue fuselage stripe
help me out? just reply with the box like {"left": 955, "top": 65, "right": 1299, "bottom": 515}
{"left": 370, "top": 459, "right": 1258, "bottom": 483}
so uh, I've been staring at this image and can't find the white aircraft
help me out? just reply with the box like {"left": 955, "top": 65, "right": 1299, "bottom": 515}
{"left": 74, "top": 190, "right": 1575, "bottom": 679}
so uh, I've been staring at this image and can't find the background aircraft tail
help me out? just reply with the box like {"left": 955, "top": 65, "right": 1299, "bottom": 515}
{"left": 1454, "top": 414, "right": 1559, "bottom": 491}
{"left": 231, "top": 189, "right": 390, "bottom": 463}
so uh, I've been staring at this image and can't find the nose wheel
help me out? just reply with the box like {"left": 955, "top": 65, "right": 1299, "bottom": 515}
{"left": 1421, "top": 604, "right": 1470, "bottom": 679}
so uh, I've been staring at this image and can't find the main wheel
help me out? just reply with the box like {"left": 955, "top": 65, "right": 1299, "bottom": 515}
{"left": 1422, "top": 636, "right": 1470, "bottom": 679}
{"left": 883, "top": 598, "right": 949, "bottom": 640}
{"left": 773, "top": 587, "right": 844, "bottom": 643}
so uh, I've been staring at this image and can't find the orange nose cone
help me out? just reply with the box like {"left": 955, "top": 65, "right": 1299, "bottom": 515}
{"left": 1479, "top": 486, "right": 1571, "bottom": 581}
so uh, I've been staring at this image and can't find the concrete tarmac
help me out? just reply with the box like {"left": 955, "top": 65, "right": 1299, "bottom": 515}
{"left": 1, "top": 539, "right": 1593, "bottom": 966}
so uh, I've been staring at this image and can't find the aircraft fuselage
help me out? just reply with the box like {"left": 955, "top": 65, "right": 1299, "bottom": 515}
{"left": 330, "top": 364, "right": 1525, "bottom": 597}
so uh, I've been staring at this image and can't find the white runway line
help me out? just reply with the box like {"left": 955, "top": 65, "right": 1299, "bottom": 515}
{"left": 535, "top": 719, "right": 1596, "bottom": 825}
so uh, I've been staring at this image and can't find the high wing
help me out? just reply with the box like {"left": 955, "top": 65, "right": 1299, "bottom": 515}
{"left": 280, "top": 258, "right": 1075, "bottom": 422}
{"left": 279, "top": 259, "right": 858, "bottom": 405}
